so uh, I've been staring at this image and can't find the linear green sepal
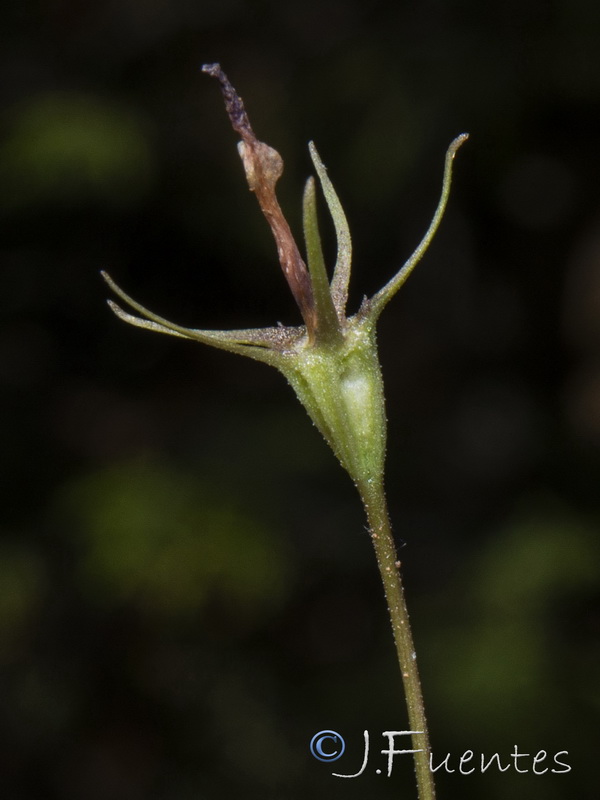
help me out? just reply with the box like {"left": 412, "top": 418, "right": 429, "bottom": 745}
{"left": 308, "top": 141, "right": 352, "bottom": 319}
{"left": 302, "top": 177, "right": 342, "bottom": 344}
{"left": 102, "top": 271, "right": 298, "bottom": 367}
{"left": 368, "top": 133, "right": 469, "bottom": 321}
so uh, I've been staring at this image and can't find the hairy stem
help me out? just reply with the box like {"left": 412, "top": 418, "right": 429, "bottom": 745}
{"left": 358, "top": 479, "right": 435, "bottom": 800}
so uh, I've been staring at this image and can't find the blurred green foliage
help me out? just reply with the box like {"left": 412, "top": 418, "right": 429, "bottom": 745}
{"left": 0, "top": 541, "right": 45, "bottom": 657}
{"left": 0, "top": 92, "right": 154, "bottom": 212}
{"left": 429, "top": 501, "right": 599, "bottom": 731}
{"left": 56, "top": 457, "right": 289, "bottom": 620}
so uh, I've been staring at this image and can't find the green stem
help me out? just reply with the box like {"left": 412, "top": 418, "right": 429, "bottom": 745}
{"left": 358, "top": 479, "right": 435, "bottom": 800}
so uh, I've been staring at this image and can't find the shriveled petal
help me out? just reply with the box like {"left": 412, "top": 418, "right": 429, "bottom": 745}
{"left": 203, "top": 63, "right": 317, "bottom": 336}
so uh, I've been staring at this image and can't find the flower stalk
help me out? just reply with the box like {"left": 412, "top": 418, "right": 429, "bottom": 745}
{"left": 359, "top": 476, "right": 433, "bottom": 797}
{"left": 103, "top": 64, "right": 467, "bottom": 800}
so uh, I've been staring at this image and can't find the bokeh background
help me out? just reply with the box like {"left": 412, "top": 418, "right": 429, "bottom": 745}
{"left": 1, "top": 2, "right": 600, "bottom": 799}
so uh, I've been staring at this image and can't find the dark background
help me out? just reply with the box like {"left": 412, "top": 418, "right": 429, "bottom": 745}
{"left": 1, "top": 2, "right": 599, "bottom": 799}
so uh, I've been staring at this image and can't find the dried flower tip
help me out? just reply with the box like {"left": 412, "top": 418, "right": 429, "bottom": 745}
{"left": 201, "top": 63, "right": 254, "bottom": 140}
{"left": 201, "top": 63, "right": 283, "bottom": 191}
{"left": 203, "top": 63, "right": 317, "bottom": 336}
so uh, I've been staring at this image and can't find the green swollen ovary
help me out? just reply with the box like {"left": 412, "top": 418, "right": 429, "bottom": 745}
{"left": 289, "top": 332, "right": 386, "bottom": 486}
{"left": 339, "top": 352, "right": 386, "bottom": 484}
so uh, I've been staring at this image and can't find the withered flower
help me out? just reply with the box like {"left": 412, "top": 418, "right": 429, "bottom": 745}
{"left": 103, "top": 63, "right": 466, "bottom": 494}
{"left": 103, "top": 65, "right": 467, "bottom": 800}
